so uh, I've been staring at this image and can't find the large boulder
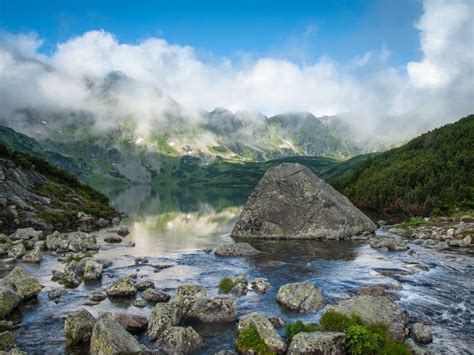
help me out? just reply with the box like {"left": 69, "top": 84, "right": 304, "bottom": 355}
{"left": 90, "top": 314, "right": 142, "bottom": 355}
{"left": 238, "top": 312, "right": 287, "bottom": 354}
{"left": 287, "top": 331, "right": 346, "bottom": 355}
{"left": 156, "top": 326, "right": 203, "bottom": 354}
{"left": 232, "top": 163, "right": 376, "bottom": 240}
{"left": 329, "top": 295, "right": 407, "bottom": 340}
{"left": 2, "top": 267, "right": 41, "bottom": 299}
{"left": 174, "top": 284, "right": 207, "bottom": 313}
{"left": 0, "top": 285, "right": 22, "bottom": 318}
{"left": 276, "top": 282, "right": 325, "bottom": 313}
{"left": 147, "top": 304, "right": 182, "bottom": 341}
{"left": 186, "top": 296, "right": 237, "bottom": 323}
{"left": 106, "top": 276, "right": 136, "bottom": 297}
{"left": 64, "top": 309, "right": 96, "bottom": 346}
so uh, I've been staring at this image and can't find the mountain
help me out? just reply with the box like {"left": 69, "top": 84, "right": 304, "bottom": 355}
{"left": 0, "top": 142, "right": 118, "bottom": 234}
{"left": 332, "top": 115, "right": 474, "bottom": 215}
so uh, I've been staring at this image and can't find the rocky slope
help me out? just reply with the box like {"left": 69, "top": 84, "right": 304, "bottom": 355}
{"left": 0, "top": 143, "right": 119, "bottom": 234}
{"left": 232, "top": 163, "right": 376, "bottom": 239}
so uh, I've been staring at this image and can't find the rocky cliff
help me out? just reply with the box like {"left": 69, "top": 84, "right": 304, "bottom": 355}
{"left": 0, "top": 143, "right": 118, "bottom": 234}
{"left": 232, "top": 163, "right": 376, "bottom": 240}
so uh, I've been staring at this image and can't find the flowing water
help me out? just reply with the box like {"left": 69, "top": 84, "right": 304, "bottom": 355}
{"left": 4, "top": 186, "right": 473, "bottom": 354}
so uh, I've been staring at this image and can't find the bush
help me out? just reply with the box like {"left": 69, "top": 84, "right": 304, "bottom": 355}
{"left": 346, "top": 324, "right": 381, "bottom": 355}
{"left": 379, "top": 340, "right": 411, "bottom": 355}
{"left": 218, "top": 277, "right": 236, "bottom": 293}
{"left": 236, "top": 325, "right": 274, "bottom": 355}
{"left": 319, "top": 309, "right": 363, "bottom": 332}
{"left": 285, "top": 320, "right": 321, "bottom": 340}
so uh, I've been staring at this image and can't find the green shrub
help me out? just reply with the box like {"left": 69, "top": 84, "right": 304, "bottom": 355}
{"left": 346, "top": 324, "right": 381, "bottom": 355}
{"left": 379, "top": 340, "right": 411, "bottom": 355}
{"left": 218, "top": 277, "right": 236, "bottom": 293}
{"left": 285, "top": 320, "right": 321, "bottom": 340}
{"left": 320, "top": 309, "right": 363, "bottom": 332}
{"left": 236, "top": 325, "right": 274, "bottom": 355}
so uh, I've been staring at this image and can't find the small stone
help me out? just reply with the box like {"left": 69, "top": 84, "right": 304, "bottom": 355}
{"left": 83, "top": 260, "right": 103, "bottom": 281}
{"left": 106, "top": 276, "right": 136, "bottom": 298}
{"left": 287, "top": 331, "right": 346, "bottom": 355}
{"left": 133, "top": 298, "right": 148, "bottom": 308}
{"left": 135, "top": 280, "right": 155, "bottom": 291}
{"left": 89, "top": 291, "right": 107, "bottom": 302}
{"left": 276, "top": 281, "right": 325, "bottom": 313}
{"left": 104, "top": 235, "right": 123, "bottom": 244}
{"left": 268, "top": 315, "right": 286, "bottom": 328}
{"left": 117, "top": 226, "right": 129, "bottom": 237}
{"left": 411, "top": 323, "right": 433, "bottom": 344}
{"left": 251, "top": 278, "right": 271, "bottom": 294}
{"left": 48, "top": 288, "right": 68, "bottom": 300}
{"left": 143, "top": 289, "right": 171, "bottom": 303}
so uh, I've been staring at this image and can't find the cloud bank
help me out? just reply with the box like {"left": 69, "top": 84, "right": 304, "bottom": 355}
{"left": 0, "top": 0, "right": 472, "bottom": 140}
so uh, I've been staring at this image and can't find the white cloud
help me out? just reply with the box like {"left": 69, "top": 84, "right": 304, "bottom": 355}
{"left": 0, "top": 0, "right": 472, "bottom": 140}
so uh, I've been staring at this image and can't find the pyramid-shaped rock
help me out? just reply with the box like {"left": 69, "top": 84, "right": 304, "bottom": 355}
{"left": 232, "top": 163, "right": 376, "bottom": 240}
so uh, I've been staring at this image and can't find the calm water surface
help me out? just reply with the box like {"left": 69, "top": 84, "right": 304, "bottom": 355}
{"left": 5, "top": 186, "right": 473, "bottom": 354}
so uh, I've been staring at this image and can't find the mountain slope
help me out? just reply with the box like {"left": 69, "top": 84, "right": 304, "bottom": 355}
{"left": 332, "top": 115, "right": 474, "bottom": 215}
{"left": 0, "top": 143, "right": 118, "bottom": 233}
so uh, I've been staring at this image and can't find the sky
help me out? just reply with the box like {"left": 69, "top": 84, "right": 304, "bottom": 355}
{"left": 0, "top": 0, "right": 473, "bottom": 139}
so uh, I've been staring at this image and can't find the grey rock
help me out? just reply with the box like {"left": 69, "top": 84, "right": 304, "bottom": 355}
{"left": 21, "top": 246, "right": 42, "bottom": 263}
{"left": 388, "top": 228, "right": 411, "bottom": 238}
{"left": 268, "top": 315, "right": 286, "bottom": 329}
{"left": 90, "top": 314, "right": 142, "bottom": 355}
{"left": 0, "top": 284, "right": 22, "bottom": 318}
{"left": 215, "top": 243, "right": 261, "bottom": 257}
{"left": 10, "top": 228, "right": 43, "bottom": 241}
{"left": 104, "top": 235, "right": 123, "bottom": 244}
{"left": 232, "top": 163, "right": 376, "bottom": 240}
{"left": 369, "top": 235, "right": 409, "bottom": 251}
{"left": 89, "top": 291, "right": 107, "bottom": 302}
{"left": 329, "top": 295, "right": 407, "bottom": 340}
{"left": 2, "top": 266, "right": 41, "bottom": 299}
{"left": 136, "top": 280, "right": 155, "bottom": 291}
{"left": 117, "top": 226, "right": 130, "bottom": 237}
{"left": 276, "top": 282, "right": 325, "bottom": 313}
{"left": 147, "top": 304, "right": 182, "bottom": 341}
{"left": 83, "top": 260, "right": 103, "bottom": 281}
{"left": 47, "top": 288, "right": 68, "bottom": 300}
{"left": 174, "top": 284, "right": 207, "bottom": 313}
{"left": 106, "top": 276, "right": 136, "bottom": 297}
{"left": 133, "top": 298, "right": 148, "bottom": 308}
{"left": 64, "top": 309, "right": 96, "bottom": 346}
{"left": 238, "top": 312, "right": 287, "bottom": 354}
{"left": 231, "top": 282, "right": 248, "bottom": 296}
{"left": 0, "top": 330, "right": 14, "bottom": 351}
{"left": 156, "top": 326, "right": 203, "bottom": 354}
{"left": 7, "top": 244, "right": 25, "bottom": 259}
{"left": 186, "top": 296, "right": 237, "bottom": 323}
{"left": 287, "top": 331, "right": 346, "bottom": 355}
{"left": 251, "top": 278, "right": 271, "bottom": 294}
{"left": 143, "top": 288, "right": 170, "bottom": 303}
{"left": 114, "top": 313, "right": 148, "bottom": 333}
{"left": 411, "top": 323, "right": 433, "bottom": 344}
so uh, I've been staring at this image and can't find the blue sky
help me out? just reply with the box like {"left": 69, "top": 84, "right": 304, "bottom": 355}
{"left": 0, "top": 0, "right": 422, "bottom": 65}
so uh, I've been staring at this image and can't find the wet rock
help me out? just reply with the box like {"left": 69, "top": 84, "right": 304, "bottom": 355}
{"left": 83, "top": 260, "right": 103, "bottom": 281}
{"left": 388, "top": 228, "right": 411, "bottom": 238}
{"left": 133, "top": 298, "right": 148, "bottom": 308}
{"left": 95, "top": 218, "right": 110, "bottom": 228}
{"left": 251, "top": 278, "right": 271, "bottom": 294}
{"left": 156, "top": 326, "right": 203, "bottom": 354}
{"left": 143, "top": 289, "right": 171, "bottom": 303}
{"left": 136, "top": 280, "right": 155, "bottom": 291}
{"left": 411, "top": 344, "right": 434, "bottom": 355}
{"left": 89, "top": 291, "right": 107, "bottom": 302}
{"left": 64, "top": 309, "right": 96, "bottom": 346}
{"left": 7, "top": 244, "right": 26, "bottom": 259}
{"left": 411, "top": 323, "right": 433, "bottom": 344}
{"left": 238, "top": 312, "right": 287, "bottom": 354}
{"left": 90, "top": 314, "right": 142, "bottom": 355}
{"left": 3, "top": 266, "right": 41, "bottom": 299}
{"left": 0, "top": 285, "right": 22, "bottom": 318}
{"left": 95, "top": 258, "right": 113, "bottom": 269}
{"left": 231, "top": 282, "right": 248, "bottom": 296}
{"left": 287, "top": 331, "right": 346, "bottom": 355}
{"left": 186, "top": 296, "right": 237, "bottom": 323}
{"left": 329, "top": 295, "right": 406, "bottom": 340}
{"left": 268, "top": 315, "right": 286, "bottom": 329}
{"left": 10, "top": 228, "right": 42, "bottom": 241}
{"left": 117, "top": 226, "right": 130, "bottom": 237}
{"left": 276, "top": 281, "right": 325, "bottom": 313}
{"left": 0, "top": 331, "right": 14, "bottom": 351}
{"left": 147, "top": 304, "right": 182, "bottom": 341}
{"left": 45, "top": 231, "right": 66, "bottom": 251}
{"left": 462, "top": 235, "right": 472, "bottom": 246}
{"left": 106, "top": 276, "right": 136, "bottom": 298}
{"left": 114, "top": 313, "right": 148, "bottom": 333}
{"left": 215, "top": 243, "right": 261, "bottom": 257}
{"left": 232, "top": 163, "right": 376, "bottom": 240}
{"left": 104, "top": 235, "right": 122, "bottom": 244}
{"left": 47, "top": 288, "right": 68, "bottom": 300}
{"left": 21, "top": 246, "right": 42, "bottom": 263}
{"left": 51, "top": 270, "right": 65, "bottom": 282}
{"left": 68, "top": 232, "right": 97, "bottom": 252}
{"left": 174, "top": 284, "right": 207, "bottom": 313}
{"left": 369, "top": 235, "right": 409, "bottom": 251}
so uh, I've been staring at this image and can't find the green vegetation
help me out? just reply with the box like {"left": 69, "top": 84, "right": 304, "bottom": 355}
{"left": 286, "top": 310, "right": 412, "bottom": 355}
{"left": 218, "top": 277, "right": 237, "bottom": 293}
{"left": 333, "top": 115, "right": 474, "bottom": 215}
{"left": 395, "top": 216, "right": 425, "bottom": 229}
{"left": 236, "top": 325, "right": 274, "bottom": 355}
{"left": 285, "top": 320, "right": 321, "bottom": 340}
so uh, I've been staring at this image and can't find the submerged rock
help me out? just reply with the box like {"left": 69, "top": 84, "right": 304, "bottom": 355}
{"left": 276, "top": 281, "right": 325, "bottom": 313}
{"left": 238, "top": 312, "right": 287, "bottom": 354}
{"left": 106, "top": 276, "right": 136, "bottom": 298}
{"left": 287, "top": 331, "right": 346, "bottom": 355}
{"left": 2, "top": 267, "right": 41, "bottom": 299}
{"left": 90, "top": 314, "right": 142, "bottom": 355}
{"left": 64, "top": 309, "right": 96, "bottom": 346}
{"left": 147, "top": 304, "right": 182, "bottom": 341}
{"left": 156, "top": 326, "right": 203, "bottom": 354}
{"left": 232, "top": 163, "right": 376, "bottom": 240}
{"left": 186, "top": 296, "right": 237, "bottom": 323}
{"left": 329, "top": 295, "right": 407, "bottom": 340}
{"left": 215, "top": 243, "right": 261, "bottom": 257}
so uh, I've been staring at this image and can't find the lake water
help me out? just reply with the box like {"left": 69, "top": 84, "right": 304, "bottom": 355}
{"left": 6, "top": 186, "right": 474, "bottom": 354}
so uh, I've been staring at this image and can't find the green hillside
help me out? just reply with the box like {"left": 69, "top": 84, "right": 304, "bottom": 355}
{"left": 332, "top": 115, "right": 474, "bottom": 215}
